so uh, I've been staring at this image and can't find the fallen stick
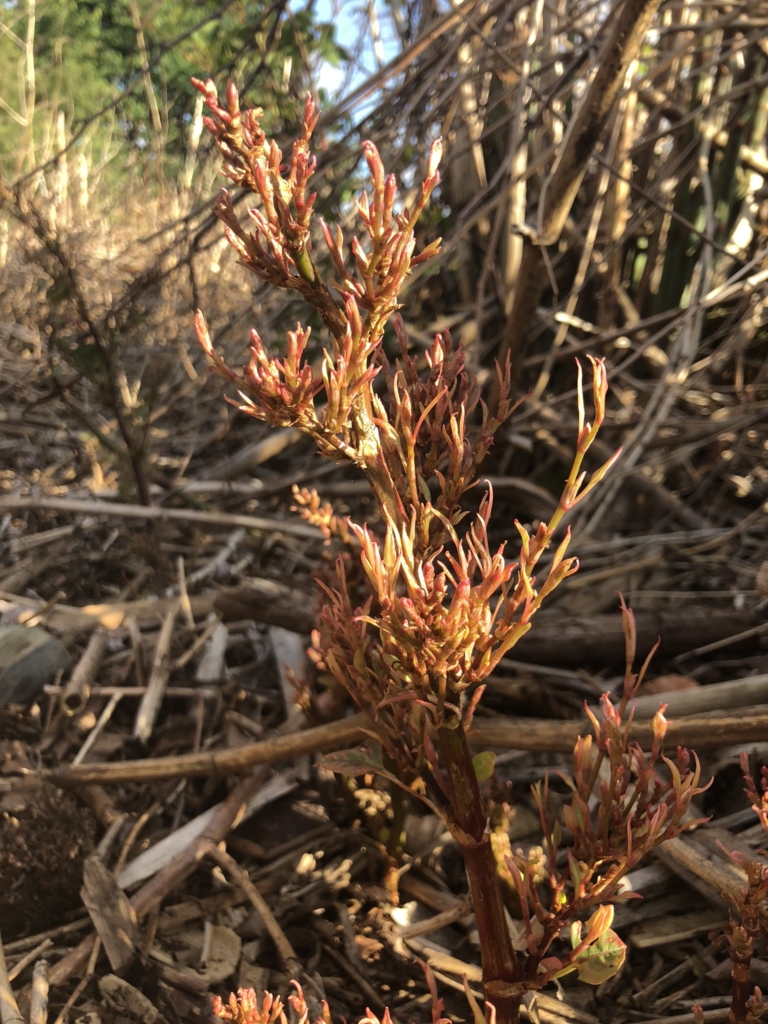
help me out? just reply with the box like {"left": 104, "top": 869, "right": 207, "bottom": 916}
{"left": 204, "top": 843, "right": 302, "bottom": 978}
{"left": 473, "top": 708, "right": 768, "bottom": 751}
{"left": 5, "top": 582, "right": 761, "bottom": 669}
{"left": 0, "top": 495, "right": 321, "bottom": 540}
{"left": 511, "top": 607, "right": 763, "bottom": 666}
{"left": 11, "top": 707, "right": 768, "bottom": 791}
{"left": 35, "top": 713, "right": 371, "bottom": 788}
{"left": 29, "top": 961, "right": 48, "bottom": 1024}
{"left": 61, "top": 629, "right": 109, "bottom": 717}
{"left": 0, "top": 924, "right": 23, "bottom": 1024}
{"left": 6, "top": 941, "right": 53, "bottom": 984}
{"left": 656, "top": 834, "right": 748, "bottom": 908}
{"left": 0, "top": 589, "right": 215, "bottom": 633}
{"left": 133, "top": 598, "right": 180, "bottom": 743}
{"left": 630, "top": 672, "right": 768, "bottom": 719}
{"left": 198, "top": 427, "right": 302, "bottom": 480}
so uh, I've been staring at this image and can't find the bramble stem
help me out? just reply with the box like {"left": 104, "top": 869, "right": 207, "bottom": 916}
{"left": 438, "top": 723, "right": 522, "bottom": 1024}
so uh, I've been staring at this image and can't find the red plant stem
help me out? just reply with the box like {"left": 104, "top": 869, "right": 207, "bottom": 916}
{"left": 729, "top": 925, "right": 755, "bottom": 1024}
{"left": 438, "top": 722, "right": 522, "bottom": 1024}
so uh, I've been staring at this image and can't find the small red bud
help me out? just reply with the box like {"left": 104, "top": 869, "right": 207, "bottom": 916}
{"left": 226, "top": 81, "right": 239, "bottom": 114}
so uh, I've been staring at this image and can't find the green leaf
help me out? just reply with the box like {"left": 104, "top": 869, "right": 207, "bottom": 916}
{"left": 72, "top": 342, "right": 105, "bottom": 380}
{"left": 552, "top": 820, "right": 562, "bottom": 847}
{"left": 47, "top": 275, "right": 72, "bottom": 305}
{"left": 571, "top": 928, "right": 626, "bottom": 985}
{"left": 472, "top": 751, "right": 496, "bottom": 783}
{"left": 318, "top": 746, "right": 384, "bottom": 777}
{"left": 567, "top": 849, "right": 583, "bottom": 892}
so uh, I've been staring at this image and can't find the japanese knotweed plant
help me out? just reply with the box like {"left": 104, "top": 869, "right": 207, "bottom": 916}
{"left": 192, "top": 78, "right": 706, "bottom": 1024}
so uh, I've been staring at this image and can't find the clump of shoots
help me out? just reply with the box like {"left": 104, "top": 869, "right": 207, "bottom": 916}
{"left": 213, "top": 968, "right": 451, "bottom": 1024}
{"left": 508, "top": 598, "right": 707, "bottom": 990}
{"left": 193, "top": 77, "right": 705, "bottom": 1024}
{"left": 710, "top": 755, "right": 768, "bottom": 1024}
{"left": 214, "top": 984, "right": 381, "bottom": 1024}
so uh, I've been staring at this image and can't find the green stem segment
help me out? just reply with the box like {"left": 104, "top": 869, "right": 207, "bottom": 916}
{"left": 293, "top": 245, "right": 318, "bottom": 285}
{"left": 438, "top": 723, "right": 522, "bottom": 1024}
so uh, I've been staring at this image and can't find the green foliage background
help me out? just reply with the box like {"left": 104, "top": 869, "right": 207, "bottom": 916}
{"left": 0, "top": 0, "right": 347, "bottom": 182}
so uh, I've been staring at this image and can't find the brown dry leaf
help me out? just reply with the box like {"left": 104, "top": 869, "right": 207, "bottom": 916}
{"left": 171, "top": 923, "right": 241, "bottom": 983}
{"left": 98, "top": 975, "right": 161, "bottom": 1024}
{"left": 81, "top": 856, "right": 139, "bottom": 972}
{"left": 201, "top": 925, "right": 242, "bottom": 983}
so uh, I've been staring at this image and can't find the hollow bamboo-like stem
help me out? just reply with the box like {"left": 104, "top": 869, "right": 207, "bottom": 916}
{"left": 438, "top": 722, "right": 522, "bottom": 1024}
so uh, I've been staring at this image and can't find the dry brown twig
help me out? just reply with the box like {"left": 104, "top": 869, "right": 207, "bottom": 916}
{"left": 5, "top": 709, "right": 768, "bottom": 793}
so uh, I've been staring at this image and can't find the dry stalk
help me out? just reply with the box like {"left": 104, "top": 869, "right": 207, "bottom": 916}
{"left": 0, "top": 925, "right": 23, "bottom": 1024}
